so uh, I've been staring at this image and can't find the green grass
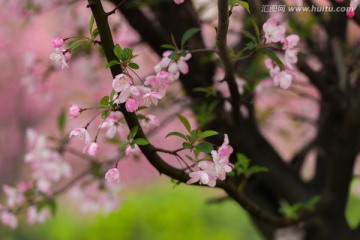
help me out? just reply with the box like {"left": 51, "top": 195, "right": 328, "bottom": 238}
{"left": 1, "top": 182, "right": 263, "bottom": 240}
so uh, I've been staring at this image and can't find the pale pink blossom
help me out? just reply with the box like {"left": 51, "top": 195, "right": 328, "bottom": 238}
{"left": 145, "top": 71, "right": 174, "bottom": 96}
{"left": 2, "top": 185, "right": 25, "bottom": 207}
{"left": 211, "top": 150, "right": 233, "bottom": 181}
{"left": 140, "top": 115, "right": 160, "bottom": 131}
{"left": 51, "top": 36, "right": 64, "bottom": 48}
{"left": 262, "top": 17, "right": 286, "bottom": 43}
{"left": 49, "top": 48, "right": 68, "bottom": 69}
{"left": 0, "top": 210, "right": 18, "bottom": 229}
{"left": 112, "top": 74, "right": 132, "bottom": 92}
{"left": 142, "top": 92, "right": 163, "bottom": 107}
{"left": 264, "top": 59, "right": 280, "bottom": 78}
{"left": 83, "top": 142, "right": 98, "bottom": 156}
{"left": 125, "top": 144, "right": 141, "bottom": 157}
{"left": 68, "top": 104, "right": 81, "bottom": 118}
{"left": 27, "top": 206, "right": 50, "bottom": 224}
{"left": 101, "top": 112, "right": 127, "bottom": 139}
{"left": 69, "top": 128, "right": 91, "bottom": 143}
{"left": 105, "top": 168, "right": 121, "bottom": 184}
{"left": 159, "top": 51, "right": 192, "bottom": 75}
{"left": 273, "top": 71, "right": 293, "bottom": 89}
{"left": 187, "top": 161, "right": 217, "bottom": 187}
{"left": 174, "top": 0, "right": 184, "bottom": 4}
{"left": 218, "top": 134, "right": 233, "bottom": 159}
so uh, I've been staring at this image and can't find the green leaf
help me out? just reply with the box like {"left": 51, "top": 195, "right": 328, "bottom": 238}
{"left": 114, "top": 44, "right": 123, "bottom": 59}
{"left": 68, "top": 39, "right": 84, "bottom": 50}
{"left": 133, "top": 138, "right": 149, "bottom": 146}
{"left": 237, "top": 0, "right": 250, "bottom": 13}
{"left": 228, "top": 0, "right": 237, "bottom": 6}
{"left": 181, "top": 28, "right": 200, "bottom": 47}
{"left": 128, "top": 62, "right": 139, "bottom": 70}
{"left": 57, "top": 109, "right": 66, "bottom": 133}
{"left": 165, "top": 131, "right": 187, "bottom": 140}
{"left": 99, "top": 96, "right": 109, "bottom": 106}
{"left": 196, "top": 142, "right": 214, "bottom": 153}
{"left": 122, "top": 48, "right": 133, "bottom": 61}
{"left": 248, "top": 166, "right": 268, "bottom": 175}
{"left": 106, "top": 60, "right": 120, "bottom": 68}
{"left": 261, "top": 49, "right": 285, "bottom": 71}
{"left": 242, "top": 30, "right": 257, "bottom": 43}
{"left": 176, "top": 113, "right": 191, "bottom": 133}
{"left": 168, "top": 51, "right": 178, "bottom": 61}
{"left": 236, "top": 153, "right": 250, "bottom": 170}
{"left": 129, "top": 126, "right": 139, "bottom": 139}
{"left": 182, "top": 142, "right": 192, "bottom": 149}
{"left": 161, "top": 44, "right": 176, "bottom": 50}
{"left": 89, "top": 15, "right": 95, "bottom": 34}
{"left": 199, "top": 130, "right": 218, "bottom": 139}
{"left": 91, "top": 28, "right": 99, "bottom": 39}
{"left": 101, "top": 110, "right": 110, "bottom": 119}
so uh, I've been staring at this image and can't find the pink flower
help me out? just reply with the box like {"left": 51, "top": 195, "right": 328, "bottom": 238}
{"left": 68, "top": 104, "right": 81, "bottom": 118}
{"left": 105, "top": 168, "right": 121, "bottom": 184}
{"left": 112, "top": 74, "right": 132, "bottom": 92}
{"left": 160, "top": 51, "right": 192, "bottom": 75}
{"left": 27, "top": 206, "right": 50, "bottom": 224}
{"left": 142, "top": 92, "right": 163, "bottom": 107}
{"left": 49, "top": 48, "right": 68, "bottom": 69}
{"left": 273, "top": 71, "right": 293, "bottom": 89}
{"left": 282, "top": 34, "right": 300, "bottom": 50}
{"left": 347, "top": 0, "right": 359, "bottom": 18}
{"left": 51, "top": 36, "right": 64, "bottom": 48}
{"left": 83, "top": 142, "right": 98, "bottom": 156}
{"left": 211, "top": 150, "right": 233, "bottom": 181}
{"left": 101, "top": 112, "right": 127, "bottom": 139}
{"left": 125, "top": 98, "right": 139, "bottom": 112}
{"left": 187, "top": 161, "right": 217, "bottom": 187}
{"left": 140, "top": 114, "right": 160, "bottom": 131}
{"left": 69, "top": 128, "right": 91, "bottom": 143}
{"left": 145, "top": 71, "right": 174, "bottom": 96}
{"left": 262, "top": 17, "right": 286, "bottom": 44}
{"left": 125, "top": 144, "right": 141, "bottom": 157}
{"left": 218, "top": 134, "right": 233, "bottom": 159}
{"left": 174, "top": 0, "right": 184, "bottom": 4}
{"left": 0, "top": 210, "right": 18, "bottom": 229}
{"left": 264, "top": 59, "right": 280, "bottom": 78}
{"left": 2, "top": 185, "right": 25, "bottom": 207}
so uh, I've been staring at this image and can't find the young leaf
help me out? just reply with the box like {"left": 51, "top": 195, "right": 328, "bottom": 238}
{"left": 68, "top": 39, "right": 84, "bottom": 50}
{"left": 236, "top": 153, "right": 250, "bottom": 170}
{"left": 196, "top": 142, "right": 214, "bottom": 153}
{"left": 199, "top": 130, "right": 218, "bottom": 139}
{"left": 242, "top": 30, "right": 257, "bottom": 43}
{"left": 113, "top": 44, "right": 123, "bottom": 59}
{"left": 99, "top": 96, "right": 109, "bottom": 106}
{"left": 57, "top": 109, "right": 66, "bottom": 133}
{"left": 129, "top": 126, "right": 139, "bottom": 139}
{"left": 91, "top": 28, "right": 99, "bottom": 39}
{"left": 128, "top": 62, "right": 139, "bottom": 70}
{"left": 89, "top": 15, "right": 95, "bottom": 34}
{"left": 165, "top": 131, "right": 187, "bottom": 140}
{"left": 176, "top": 113, "right": 191, "bottom": 133}
{"left": 101, "top": 110, "right": 110, "bottom": 119}
{"left": 161, "top": 44, "right": 176, "bottom": 50}
{"left": 133, "top": 138, "right": 149, "bottom": 146}
{"left": 181, "top": 28, "right": 200, "bottom": 47}
{"left": 183, "top": 142, "right": 192, "bottom": 149}
{"left": 248, "top": 166, "right": 268, "bottom": 175}
{"left": 106, "top": 60, "right": 120, "bottom": 68}
{"left": 237, "top": 1, "right": 250, "bottom": 13}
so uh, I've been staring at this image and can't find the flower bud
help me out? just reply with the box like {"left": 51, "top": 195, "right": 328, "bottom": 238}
{"left": 51, "top": 37, "right": 64, "bottom": 48}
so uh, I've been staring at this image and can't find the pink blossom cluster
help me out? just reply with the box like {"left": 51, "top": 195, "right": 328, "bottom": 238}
{"left": 262, "top": 17, "right": 300, "bottom": 89}
{"left": 49, "top": 36, "right": 71, "bottom": 70}
{"left": 187, "top": 134, "right": 234, "bottom": 187}
{"left": 69, "top": 181, "right": 121, "bottom": 215}
{"left": 0, "top": 129, "right": 71, "bottom": 229}
{"left": 112, "top": 73, "right": 163, "bottom": 112}
{"left": 69, "top": 127, "right": 98, "bottom": 156}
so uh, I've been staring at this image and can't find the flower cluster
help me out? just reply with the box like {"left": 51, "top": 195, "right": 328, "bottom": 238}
{"left": 262, "top": 17, "right": 300, "bottom": 89}
{"left": 49, "top": 36, "right": 71, "bottom": 70}
{"left": 69, "top": 127, "right": 98, "bottom": 156}
{"left": 0, "top": 129, "right": 71, "bottom": 229}
{"left": 187, "top": 134, "right": 234, "bottom": 187}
